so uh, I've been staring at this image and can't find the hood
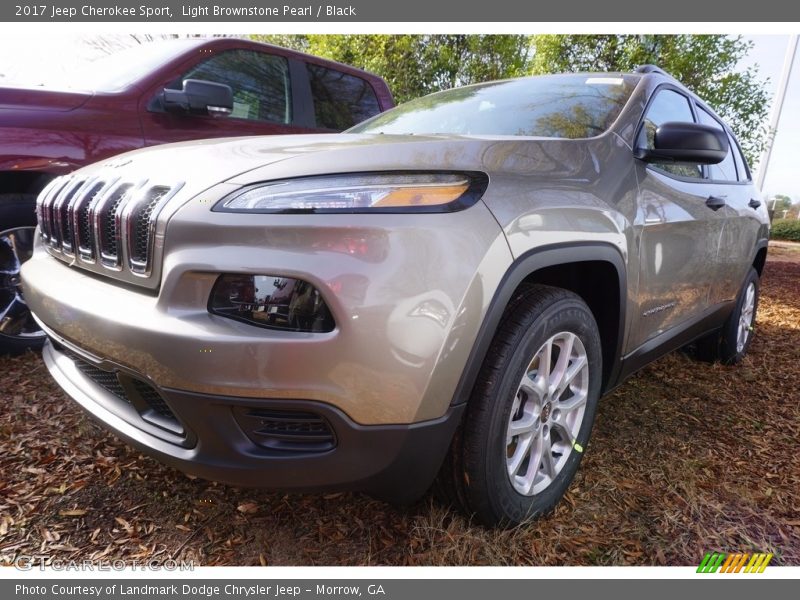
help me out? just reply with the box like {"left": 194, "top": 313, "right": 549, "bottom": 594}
{"left": 71, "top": 133, "right": 495, "bottom": 200}
{"left": 0, "top": 85, "right": 93, "bottom": 111}
{"left": 71, "top": 132, "right": 599, "bottom": 199}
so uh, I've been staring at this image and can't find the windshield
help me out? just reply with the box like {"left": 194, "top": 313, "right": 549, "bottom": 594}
{"left": 350, "top": 74, "right": 637, "bottom": 139}
{"left": 43, "top": 39, "right": 203, "bottom": 92}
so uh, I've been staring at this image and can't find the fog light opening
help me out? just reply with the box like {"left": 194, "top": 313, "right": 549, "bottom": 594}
{"left": 209, "top": 274, "right": 335, "bottom": 333}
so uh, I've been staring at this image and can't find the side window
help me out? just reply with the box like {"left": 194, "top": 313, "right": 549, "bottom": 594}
{"left": 696, "top": 106, "right": 737, "bottom": 182}
{"left": 178, "top": 50, "right": 291, "bottom": 124}
{"left": 729, "top": 134, "right": 750, "bottom": 182}
{"left": 307, "top": 64, "right": 381, "bottom": 130}
{"left": 640, "top": 89, "right": 702, "bottom": 179}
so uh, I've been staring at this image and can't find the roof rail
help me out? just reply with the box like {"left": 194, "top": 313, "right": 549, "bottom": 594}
{"left": 634, "top": 64, "right": 669, "bottom": 76}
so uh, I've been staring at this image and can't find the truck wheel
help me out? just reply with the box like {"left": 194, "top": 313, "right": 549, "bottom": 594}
{"left": 695, "top": 268, "right": 760, "bottom": 365}
{"left": 0, "top": 194, "right": 46, "bottom": 355}
{"left": 436, "top": 285, "right": 602, "bottom": 527}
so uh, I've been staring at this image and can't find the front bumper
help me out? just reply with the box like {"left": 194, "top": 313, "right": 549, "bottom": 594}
{"left": 41, "top": 338, "right": 463, "bottom": 501}
{"left": 22, "top": 201, "right": 511, "bottom": 426}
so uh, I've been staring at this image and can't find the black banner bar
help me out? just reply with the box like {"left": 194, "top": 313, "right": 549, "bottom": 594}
{"left": 2, "top": 0, "right": 800, "bottom": 22}
{"left": 3, "top": 579, "right": 798, "bottom": 600}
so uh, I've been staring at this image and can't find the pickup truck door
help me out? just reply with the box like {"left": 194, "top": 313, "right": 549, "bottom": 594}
{"left": 628, "top": 87, "right": 727, "bottom": 352}
{"left": 139, "top": 48, "right": 323, "bottom": 145}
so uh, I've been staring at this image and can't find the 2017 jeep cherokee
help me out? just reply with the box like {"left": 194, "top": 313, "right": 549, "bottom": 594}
{"left": 20, "top": 66, "right": 769, "bottom": 526}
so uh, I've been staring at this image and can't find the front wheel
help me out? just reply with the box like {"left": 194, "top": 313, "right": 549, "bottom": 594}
{"left": 0, "top": 194, "right": 46, "bottom": 355}
{"left": 436, "top": 285, "right": 602, "bottom": 527}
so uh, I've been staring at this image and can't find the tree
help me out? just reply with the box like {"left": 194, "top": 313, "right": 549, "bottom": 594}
{"left": 252, "top": 35, "right": 531, "bottom": 103}
{"left": 254, "top": 34, "right": 309, "bottom": 54}
{"left": 254, "top": 34, "right": 769, "bottom": 163}
{"left": 529, "top": 35, "right": 771, "bottom": 164}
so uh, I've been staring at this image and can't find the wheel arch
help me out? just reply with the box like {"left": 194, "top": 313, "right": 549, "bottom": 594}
{"left": 449, "top": 242, "right": 627, "bottom": 408}
{"left": 752, "top": 239, "right": 769, "bottom": 277}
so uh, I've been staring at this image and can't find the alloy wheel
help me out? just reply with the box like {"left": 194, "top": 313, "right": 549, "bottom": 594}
{"left": 505, "top": 331, "right": 589, "bottom": 496}
{"left": 736, "top": 282, "right": 756, "bottom": 353}
{"left": 0, "top": 227, "right": 45, "bottom": 340}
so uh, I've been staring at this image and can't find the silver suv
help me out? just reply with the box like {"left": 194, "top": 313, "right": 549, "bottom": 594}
{"left": 21, "top": 66, "right": 769, "bottom": 526}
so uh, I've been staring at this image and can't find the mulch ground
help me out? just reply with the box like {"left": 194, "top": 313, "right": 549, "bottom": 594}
{"left": 1, "top": 253, "right": 798, "bottom": 566}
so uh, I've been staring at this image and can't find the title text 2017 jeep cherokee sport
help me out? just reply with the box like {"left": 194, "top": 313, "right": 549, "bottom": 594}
{"left": 0, "top": 37, "right": 393, "bottom": 353}
{"left": 21, "top": 67, "right": 769, "bottom": 526}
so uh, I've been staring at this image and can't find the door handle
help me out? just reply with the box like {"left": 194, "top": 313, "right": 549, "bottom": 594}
{"left": 748, "top": 198, "right": 762, "bottom": 209}
{"left": 706, "top": 196, "right": 726, "bottom": 211}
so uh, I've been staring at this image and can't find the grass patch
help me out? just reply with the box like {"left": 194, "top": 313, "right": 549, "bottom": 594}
{"left": 771, "top": 219, "right": 800, "bottom": 242}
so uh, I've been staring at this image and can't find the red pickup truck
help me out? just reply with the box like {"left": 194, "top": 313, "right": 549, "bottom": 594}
{"left": 0, "top": 37, "right": 394, "bottom": 354}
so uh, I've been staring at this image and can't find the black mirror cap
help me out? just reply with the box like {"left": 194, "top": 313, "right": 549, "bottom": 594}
{"left": 636, "top": 121, "right": 730, "bottom": 165}
{"left": 162, "top": 79, "right": 234, "bottom": 117}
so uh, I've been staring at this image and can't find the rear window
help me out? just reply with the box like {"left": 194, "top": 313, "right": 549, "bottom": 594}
{"left": 350, "top": 74, "right": 636, "bottom": 138}
{"left": 307, "top": 64, "right": 381, "bottom": 130}
{"left": 729, "top": 134, "right": 751, "bottom": 181}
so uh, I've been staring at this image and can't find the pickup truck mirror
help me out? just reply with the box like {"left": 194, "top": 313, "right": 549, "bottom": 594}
{"left": 635, "top": 121, "right": 729, "bottom": 165}
{"left": 162, "top": 79, "right": 233, "bottom": 117}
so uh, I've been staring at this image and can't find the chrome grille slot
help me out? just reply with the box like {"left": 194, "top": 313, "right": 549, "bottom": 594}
{"left": 42, "top": 178, "right": 75, "bottom": 247}
{"left": 128, "top": 186, "right": 171, "bottom": 273}
{"left": 54, "top": 179, "right": 86, "bottom": 255}
{"left": 72, "top": 180, "right": 107, "bottom": 261}
{"left": 36, "top": 177, "right": 68, "bottom": 243}
{"left": 35, "top": 173, "right": 181, "bottom": 285}
{"left": 97, "top": 183, "right": 134, "bottom": 267}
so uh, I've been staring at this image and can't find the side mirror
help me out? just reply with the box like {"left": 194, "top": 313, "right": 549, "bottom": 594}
{"left": 162, "top": 79, "right": 233, "bottom": 117}
{"left": 636, "top": 121, "right": 729, "bottom": 165}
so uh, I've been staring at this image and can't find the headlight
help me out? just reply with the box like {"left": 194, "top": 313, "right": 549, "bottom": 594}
{"left": 213, "top": 172, "right": 487, "bottom": 213}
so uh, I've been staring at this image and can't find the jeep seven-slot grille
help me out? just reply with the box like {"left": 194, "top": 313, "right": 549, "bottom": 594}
{"left": 36, "top": 174, "right": 180, "bottom": 277}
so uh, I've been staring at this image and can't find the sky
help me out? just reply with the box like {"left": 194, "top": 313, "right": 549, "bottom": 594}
{"left": 0, "top": 33, "right": 797, "bottom": 203}
{"left": 738, "top": 35, "right": 799, "bottom": 203}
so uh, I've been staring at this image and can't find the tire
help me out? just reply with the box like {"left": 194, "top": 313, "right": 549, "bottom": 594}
{"left": 695, "top": 267, "right": 760, "bottom": 365}
{"left": 0, "top": 194, "right": 46, "bottom": 355}
{"left": 436, "top": 284, "right": 603, "bottom": 527}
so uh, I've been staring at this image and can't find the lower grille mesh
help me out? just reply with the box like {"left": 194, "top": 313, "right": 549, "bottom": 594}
{"left": 233, "top": 407, "right": 336, "bottom": 453}
{"left": 131, "top": 379, "right": 176, "bottom": 421}
{"left": 71, "top": 355, "right": 129, "bottom": 401}
{"left": 58, "top": 344, "right": 183, "bottom": 437}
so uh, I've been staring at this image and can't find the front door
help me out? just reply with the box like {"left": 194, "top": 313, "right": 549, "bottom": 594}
{"left": 629, "top": 87, "right": 727, "bottom": 351}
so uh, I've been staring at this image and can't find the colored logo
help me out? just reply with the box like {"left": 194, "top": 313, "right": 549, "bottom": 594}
{"left": 697, "top": 552, "right": 773, "bottom": 573}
